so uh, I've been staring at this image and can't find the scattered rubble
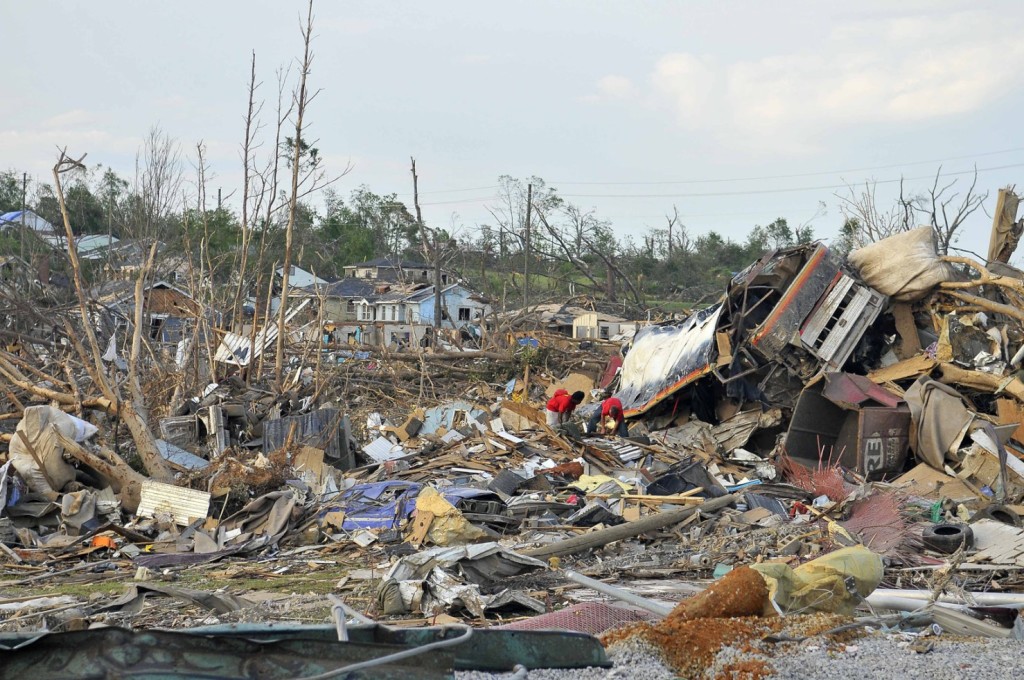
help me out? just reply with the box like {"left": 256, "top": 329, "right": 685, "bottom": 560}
{"left": 5, "top": 213, "right": 1024, "bottom": 676}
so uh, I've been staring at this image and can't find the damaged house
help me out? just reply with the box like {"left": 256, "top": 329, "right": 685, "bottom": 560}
{"left": 348, "top": 282, "right": 492, "bottom": 348}
{"left": 342, "top": 257, "right": 453, "bottom": 286}
{"left": 615, "top": 240, "right": 904, "bottom": 477}
{"left": 89, "top": 279, "right": 216, "bottom": 351}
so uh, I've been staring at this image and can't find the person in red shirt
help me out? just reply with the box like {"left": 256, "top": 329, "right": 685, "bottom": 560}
{"left": 587, "top": 395, "right": 628, "bottom": 437}
{"left": 546, "top": 389, "right": 585, "bottom": 427}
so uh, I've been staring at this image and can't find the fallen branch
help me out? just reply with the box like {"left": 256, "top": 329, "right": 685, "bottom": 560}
{"left": 524, "top": 493, "right": 737, "bottom": 560}
{"left": 935, "top": 362, "right": 1024, "bottom": 402}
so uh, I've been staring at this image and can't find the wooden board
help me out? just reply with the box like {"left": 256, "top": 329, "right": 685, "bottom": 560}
{"left": 893, "top": 463, "right": 976, "bottom": 502}
{"left": 868, "top": 355, "right": 937, "bottom": 383}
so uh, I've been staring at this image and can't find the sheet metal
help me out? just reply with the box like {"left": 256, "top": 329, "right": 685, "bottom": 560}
{"left": 617, "top": 304, "right": 723, "bottom": 416}
{"left": 263, "top": 407, "right": 352, "bottom": 468}
{"left": 786, "top": 372, "right": 910, "bottom": 480}
{"left": 0, "top": 626, "right": 453, "bottom": 679}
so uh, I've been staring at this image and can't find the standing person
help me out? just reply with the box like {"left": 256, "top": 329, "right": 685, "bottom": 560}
{"left": 546, "top": 389, "right": 585, "bottom": 427}
{"left": 587, "top": 394, "right": 628, "bottom": 437}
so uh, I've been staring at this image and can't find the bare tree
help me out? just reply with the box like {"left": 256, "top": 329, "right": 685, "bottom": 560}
{"left": 533, "top": 204, "right": 606, "bottom": 294}
{"left": 230, "top": 51, "right": 265, "bottom": 332}
{"left": 836, "top": 168, "right": 987, "bottom": 254}
{"left": 665, "top": 205, "right": 690, "bottom": 256}
{"left": 275, "top": 0, "right": 318, "bottom": 388}
{"left": 127, "top": 126, "right": 184, "bottom": 243}
{"left": 51, "top": 149, "right": 173, "bottom": 484}
{"left": 835, "top": 177, "right": 914, "bottom": 249}
{"left": 919, "top": 166, "right": 988, "bottom": 255}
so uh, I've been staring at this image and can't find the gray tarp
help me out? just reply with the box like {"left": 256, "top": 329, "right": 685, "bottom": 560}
{"left": 904, "top": 376, "right": 976, "bottom": 470}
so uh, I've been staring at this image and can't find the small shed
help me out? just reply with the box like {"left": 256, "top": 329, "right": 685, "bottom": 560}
{"left": 573, "top": 312, "right": 627, "bottom": 340}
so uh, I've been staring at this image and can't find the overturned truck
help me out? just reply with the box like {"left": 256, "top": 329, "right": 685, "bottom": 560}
{"left": 619, "top": 242, "right": 887, "bottom": 419}
{"left": 616, "top": 241, "right": 918, "bottom": 479}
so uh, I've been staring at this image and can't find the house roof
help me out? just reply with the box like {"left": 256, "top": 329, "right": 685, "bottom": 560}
{"left": 301, "top": 277, "right": 378, "bottom": 299}
{"left": 344, "top": 257, "right": 431, "bottom": 269}
{"left": 403, "top": 283, "right": 460, "bottom": 304}
{"left": 574, "top": 311, "right": 627, "bottom": 324}
{"left": 0, "top": 210, "right": 58, "bottom": 234}
{"left": 88, "top": 279, "right": 199, "bottom": 315}
{"left": 276, "top": 265, "right": 328, "bottom": 287}
{"left": 76, "top": 234, "right": 119, "bottom": 253}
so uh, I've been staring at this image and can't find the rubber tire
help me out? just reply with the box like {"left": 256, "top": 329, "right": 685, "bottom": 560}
{"left": 969, "top": 504, "right": 1022, "bottom": 527}
{"left": 922, "top": 522, "right": 974, "bottom": 554}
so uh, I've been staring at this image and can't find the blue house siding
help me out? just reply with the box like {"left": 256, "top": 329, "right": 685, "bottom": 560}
{"left": 415, "top": 285, "right": 487, "bottom": 328}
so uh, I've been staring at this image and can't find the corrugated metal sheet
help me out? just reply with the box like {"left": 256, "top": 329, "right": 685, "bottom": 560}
{"left": 138, "top": 481, "right": 211, "bottom": 525}
{"left": 264, "top": 408, "right": 353, "bottom": 469}
{"left": 214, "top": 299, "right": 310, "bottom": 366}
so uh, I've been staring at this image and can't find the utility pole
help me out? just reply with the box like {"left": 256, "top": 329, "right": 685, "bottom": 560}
{"left": 523, "top": 182, "right": 532, "bottom": 310}
{"left": 20, "top": 172, "right": 27, "bottom": 261}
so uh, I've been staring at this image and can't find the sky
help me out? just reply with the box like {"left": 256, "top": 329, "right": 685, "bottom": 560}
{"left": 2, "top": 0, "right": 1024, "bottom": 256}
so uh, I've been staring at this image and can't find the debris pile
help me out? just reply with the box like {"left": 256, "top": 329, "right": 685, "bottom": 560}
{"left": 4, "top": 216, "right": 1024, "bottom": 676}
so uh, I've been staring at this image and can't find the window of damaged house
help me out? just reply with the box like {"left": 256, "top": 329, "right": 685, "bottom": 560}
{"left": 148, "top": 314, "right": 168, "bottom": 341}
{"left": 458, "top": 307, "right": 471, "bottom": 321}
{"left": 600, "top": 325, "right": 610, "bottom": 340}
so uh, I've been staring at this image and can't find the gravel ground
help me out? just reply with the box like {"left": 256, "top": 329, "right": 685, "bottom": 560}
{"left": 764, "top": 633, "right": 1024, "bottom": 680}
{"left": 456, "top": 630, "right": 1024, "bottom": 680}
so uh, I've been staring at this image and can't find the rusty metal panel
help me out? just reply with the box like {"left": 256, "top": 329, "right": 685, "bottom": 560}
{"left": 749, "top": 245, "right": 839, "bottom": 357}
{"left": 786, "top": 374, "right": 910, "bottom": 481}
{"left": 836, "top": 407, "right": 911, "bottom": 479}
{"left": 821, "top": 372, "right": 901, "bottom": 409}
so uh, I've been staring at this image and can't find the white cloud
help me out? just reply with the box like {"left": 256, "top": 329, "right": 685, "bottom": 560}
{"left": 0, "top": 112, "right": 141, "bottom": 177}
{"left": 39, "top": 109, "right": 97, "bottom": 129}
{"left": 595, "top": 74, "right": 637, "bottom": 100}
{"left": 641, "top": 10, "right": 1024, "bottom": 153}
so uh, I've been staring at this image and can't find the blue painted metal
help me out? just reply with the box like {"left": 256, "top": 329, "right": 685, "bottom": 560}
{"left": 321, "top": 482, "right": 510, "bottom": 531}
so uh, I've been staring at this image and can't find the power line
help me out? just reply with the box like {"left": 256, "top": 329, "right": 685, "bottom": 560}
{"left": 557, "top": 163, "right": 1024, "bottom": 199}
{"left": 397, "top": 147, "right": 1024, "bottom": 198}
{"left": 420, "top": 195, "right": 498, "bottom": 206}
{"left": 415, "top": 163, "right": 1022, "bottom": 206}
{"left": 414, "top": 184, "right": 498, "bottom": 196}
{"left": 548, "top": 147, "right": 1024, "bottom": 186}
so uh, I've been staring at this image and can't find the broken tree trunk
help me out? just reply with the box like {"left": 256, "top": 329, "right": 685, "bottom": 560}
{"left": 53, "top": 429, "right": 146, "bottom": 513}
{"left": 0, "top": 354, "right": 116, "bottom": 414}
{"left": 988, "top": 188, "right": 1023, "bottom": 264}
{"left": 52, "top": 152, "right": 173, "bottom": 483}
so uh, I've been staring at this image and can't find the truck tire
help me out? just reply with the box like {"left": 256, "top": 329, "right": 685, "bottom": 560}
{"left": 922, "top": 523, "right": 974, "bottom": 554}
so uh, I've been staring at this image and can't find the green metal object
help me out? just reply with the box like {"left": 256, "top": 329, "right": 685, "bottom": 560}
{"left": 0, "top": 623, "right": 611, "bottom": 677}
{"left": 0, "top": 627, "right": 454, "bottom": 679}
{"left": 181, "top": 623, "right": 612, "bottom": 671}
